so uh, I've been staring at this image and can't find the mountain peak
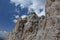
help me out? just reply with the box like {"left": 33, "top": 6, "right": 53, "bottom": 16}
{"left": 5, "top": 0, "right": 60, "bottom": 40}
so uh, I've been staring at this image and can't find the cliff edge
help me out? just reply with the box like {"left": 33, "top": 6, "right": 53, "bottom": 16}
{"left": 6, "top": 0, "right": 60, "bottom": 40}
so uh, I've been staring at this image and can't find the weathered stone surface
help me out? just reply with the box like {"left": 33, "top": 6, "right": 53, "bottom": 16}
{"left": 6, "top": 0, "right": 60, "bottom": 40}
{"left": 45, "top": 0, "right": 60, "bottom": 40}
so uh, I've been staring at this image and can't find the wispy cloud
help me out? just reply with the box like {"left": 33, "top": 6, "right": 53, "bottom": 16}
{"left": 14, "top": 15, "right": 19, "bottom": 19}
{"left": 13, "top": 15, "right": 27, "bottom": 23}
{"left": 10, "top": 0, "right": 45, "bottom": 23}
{"left": 10, "top": 0, "right": 46, "bottom": 17}
{"left": 0, "top": 31, "right": 8, "bottom": 38}
{"left": 13, "top": 19, "right": 17, "bottom": 23}
{"left": 14, "top": 9, "right": 20, "bottom": 14}
{"left": 12, "top": 15, "right": 19, "bottom": 23}
{"left": 21, "top": 15, "right": 27, "bottom": 18}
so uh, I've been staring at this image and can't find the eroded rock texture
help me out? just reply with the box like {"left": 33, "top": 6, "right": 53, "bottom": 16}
{"left": 45, "top": 0, "right": 60, "bottom": 40}
{"left": 6, "top": 0, "right": 60, "bottom": 40}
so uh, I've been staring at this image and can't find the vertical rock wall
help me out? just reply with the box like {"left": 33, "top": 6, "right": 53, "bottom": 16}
{"left": 45, "top": 0, "right": 60, "bottom": 40}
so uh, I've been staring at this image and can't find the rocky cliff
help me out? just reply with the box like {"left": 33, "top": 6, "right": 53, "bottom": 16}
{"left": 6, "top": 0, "right": 60, "bottom": 40}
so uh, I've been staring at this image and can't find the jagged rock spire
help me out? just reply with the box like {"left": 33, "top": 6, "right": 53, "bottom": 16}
{"left": 30, "top": 12, "right": 38, "bottom": 19}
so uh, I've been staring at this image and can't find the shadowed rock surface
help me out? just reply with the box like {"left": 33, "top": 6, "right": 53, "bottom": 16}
{"left": 6, "top": 0, "right": 60, "bottom": 40}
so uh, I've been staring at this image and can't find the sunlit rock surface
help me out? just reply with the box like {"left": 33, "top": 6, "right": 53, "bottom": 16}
{"left": 6, "top": 0, "right": 60, "bottom": 40}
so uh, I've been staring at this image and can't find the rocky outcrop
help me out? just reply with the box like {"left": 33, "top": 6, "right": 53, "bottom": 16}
{"left": 6, "top": 0, "right": 60, "bottom": 40}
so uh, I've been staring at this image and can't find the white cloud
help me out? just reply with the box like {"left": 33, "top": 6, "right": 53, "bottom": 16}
{"left": 10, "top": 0, "right": 31, "bottom": 7}
{"left": 13, "top": 15, "right": 19, "bottom": 23}
{"left": 13, "top": 19, "right": 17, "bottom": 23}
{"left": 37, "top": 8, "right": 45, "bottom": 17}
{"left": 15, "top": 15, "right": 19, "bottom": 19}
{"left": 15, "top": 9, "right": 20, "bottom": 14}
{"left": 21, "top": 15, "right": 27, "bottom": 19}
{"left": 13, "top": 15, "right": 27, "bottom": 23}
{"left": 10, "top": 0, "right": 46, "bottom": 17}
{"left": 0, "top": 31, "right": 8, "bottom": 38}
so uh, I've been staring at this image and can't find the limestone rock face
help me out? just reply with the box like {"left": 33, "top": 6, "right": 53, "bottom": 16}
{"left": 45, "top": 0, "right": 60, "bottom": 40}
{"left": 6, "top": 0, "right": 60, "bottom": 40}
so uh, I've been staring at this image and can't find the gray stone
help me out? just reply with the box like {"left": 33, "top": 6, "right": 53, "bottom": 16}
{"left": 5, "top": 0, "right": 60, "bottom": 40}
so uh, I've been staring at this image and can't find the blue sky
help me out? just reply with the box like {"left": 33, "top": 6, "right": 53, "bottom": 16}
{"left": 0, "top": 0, "right": 29, "bottom": 32}
{"left": 0, "top": 0, "right": 15, "bottom": 32}
{"left": 0, "top": 0, "right": 45, "bottom": 37}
